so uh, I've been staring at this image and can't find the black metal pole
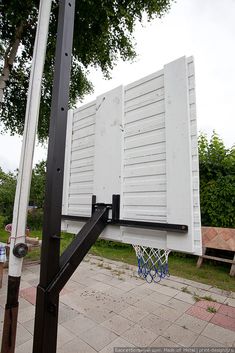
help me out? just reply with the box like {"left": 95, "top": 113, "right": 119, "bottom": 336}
{"left": 1, "top": 277, "right": 21, "bottom": 353}
{"left": 32, "top": 1, "right": 75, "bottom": 352}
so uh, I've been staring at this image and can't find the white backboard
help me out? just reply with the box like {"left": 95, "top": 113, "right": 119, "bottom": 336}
{"left": 62, "top": 56, "right": 202, "bottom": 255}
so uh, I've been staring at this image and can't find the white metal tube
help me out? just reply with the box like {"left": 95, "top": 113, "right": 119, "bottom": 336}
{"left": 9, "top": 0, "right": 52, "bottom": 277}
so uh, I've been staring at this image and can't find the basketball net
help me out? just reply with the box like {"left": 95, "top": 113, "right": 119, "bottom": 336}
{"left": 132, "top": 245, "right": 171, "bottom": 283}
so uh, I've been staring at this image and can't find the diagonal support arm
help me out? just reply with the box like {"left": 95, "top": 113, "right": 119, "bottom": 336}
{"left": 47, "top": 204, "right": 109, "bottom": 300}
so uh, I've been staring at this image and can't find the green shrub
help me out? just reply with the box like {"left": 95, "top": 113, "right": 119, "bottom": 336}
{"left": 0, "top": 214, "right": 6, "bottom": 230}
{"left": 27, "top": 209, "right": 44, "bottom": 230}
{"left": 199, "top": 132, "right": 235, "bottom": 227}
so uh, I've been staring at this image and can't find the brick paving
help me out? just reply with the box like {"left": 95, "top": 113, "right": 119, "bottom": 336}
{"left": 0, "top": 254, "right": 235, "bottom": 352}
{"left": 186, "top": 299, "right": 235, "bottom": 332}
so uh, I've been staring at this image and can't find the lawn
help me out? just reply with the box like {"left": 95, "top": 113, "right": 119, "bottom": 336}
{"left": 0, "top": 228, "right": 234, "bottom": 292}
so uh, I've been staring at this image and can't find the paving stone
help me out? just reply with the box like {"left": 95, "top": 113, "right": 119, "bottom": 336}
{"left": 0, "top": 293, "right": 7, "bottom": 307}
{"left": 150, "top": 335, "right": 180, "bottom": 347}
{"left": 26, "top": 264, "right": 40, "bottom": 274}
{"left": 57, "top": 325, "right": 75, "bottom": 349}
{"left": 218, "top": 303, "right": 235, "bottom": 318}
{"left": 105, "top": 286, "right": 125, "bottom": 298}
{"left": 62, "top": 313, "right": 96, "bottom": 334}
{"left": 153, "top": 303, "right": 183, "bottom": 322}
{"left": 122, "top": 324, "right": 157, "bottom": 346}
{"left": 22, "top": 319, "right": 34, "bottom": 335}
{"left": 15, "top": 323, "right": 32, "bottom": 347}
{"left": 1, "top": 254, "right": 234, "bottom": 352}
{"left": 162, "top": 280, "right": 186, "bottom": 291}
{"left": 27, "top": 278, "right": 39, "bottom": 287}
{"left": 114, "top": 281, "right": 136, "bottom": 292}
{"left": 78, "top": 324, "right": 117, "bottom": 351}
{"left": 102, "top": 295, "right": 130, "bottom": 313}
{"left": 60, "top": 293, "right": 96, "bottom": 314}
{"left": 162, "top": 323, "right": 199, "bottom": 346}
{"left": 202, "top": 293, "right": 226, "bottom": 304}
{"left": 186, "top": 281, "right": 212, "bottom": 291}
{"left": 64, "top": 279, "right": 85, "bottom": 292}
{"left": 84, "top": 305, "right": 116, "bottom": 324}
{"left": 209, "top": 286, "right": 231, "bottom": 297}
{"left": 91, "top": 273, "right": 119, "bottom": 287}
{"left": 58, "top": 302, "right": 80, "bottom": 324}
{"left": 115, "top": 291, "right": 141, "bottom": 305}
{"left": 19, "top": 297, "right": 33, "bottom": 310}
{"left": 175, "top": 313, "right": 208, "bottom": 334}
{"left": 19, "top": 286, "right": 36, "bottom": 305}
{"left": 151, "top": 283, "right": 180, "bottom": 297}
{"left": 99, "top": 337, "right": 135, "bottom": 353}
{"left": 132, "top": 298, "right": 161, "bottom": 313}
{"left": 19, "top": 280, "right": 33, "bottom": 289}
{"left": 165, "top": 298, "right": 192, "bottom": 313}
{"left": 211, "top": 312, "right": 235, "bottom": 332}
{"left": 148, "top": 292, "right": 172, "bottom": 305}
{"left": 174, "top": 291, "right": 195, "bottom": 304}
{"left": 186, "top": 305, "right": 214, "bottom": 322}
{"left": 171, "top": 277, "right": 210, "bottom": 291}
{"left": 186, "top": 287, "right": 209, "bottom": 298}
{"left": 139, "top": 313, "right": 171, "bottom": 335}
{"left": 125, "top": 276, "right": 144, "bottom": 286}
{"left": 225, "top": 298, "right": 235, "bottom": 308}
{"left": 15, "top": 338, "right": 33, "bottom": 353}
{"left": 71, "top": 273, "right": 96, "bottom": 287}
{"left": 119, "top": 305, "right": 148, "bottom": 323}
{"left": 192, "top": 335, "right": 225, "bottom": 347}
{"left": 202, "top": 323, "right": 235, "bottom": 346}
{"left": 57, "top": 336, "right": 97, "bottom": 353}
{"left": 21, "top": 270, "right": 37, "bottom": 282}
{"left": 88, "top": 281, "right": 112, "bottom": 292}
{"left": 195, "top": 299, "right": 221, "bottom": 311}
{"left": 127, "top": 285, "right": 153, "bottom": 299}
{"left": 101, "top": 314, "right": 134, "bottom": 335}
{"left": 18, "top": 305, "right": 35, "bottom": 324}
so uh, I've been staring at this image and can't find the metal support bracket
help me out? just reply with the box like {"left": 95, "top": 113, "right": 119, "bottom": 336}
{"left": 47, "top": 204, "right": 109, "bottom": 300}
{"left": 62, "top": 194, "right": 188, "bottom": 233}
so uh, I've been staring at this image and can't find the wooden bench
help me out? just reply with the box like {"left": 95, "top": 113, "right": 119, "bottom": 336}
{"left": 197, "top": 227, "right": 235, "bottom": 276}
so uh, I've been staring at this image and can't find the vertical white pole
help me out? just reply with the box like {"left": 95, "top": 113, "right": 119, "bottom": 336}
{"left": 1, "top": 1, "right": 52, "bottom": 352}
{"left": 9, "top": 0, "right": 52, "bottom": 276}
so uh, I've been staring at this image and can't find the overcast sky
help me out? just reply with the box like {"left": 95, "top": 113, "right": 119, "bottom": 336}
{"left": 1, "top": 0, "right": 235, "bottom": 172}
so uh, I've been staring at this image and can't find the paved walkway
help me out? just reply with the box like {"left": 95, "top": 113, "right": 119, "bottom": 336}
{"left": 0, "top": 255, "right": 235, "bottom": 352}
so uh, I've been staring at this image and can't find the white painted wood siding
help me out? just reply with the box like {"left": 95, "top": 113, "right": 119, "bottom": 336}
{"left": 67, "top": 101, "right": 96, "bottom": 216}
{"left": 62, "top": 56, "right": 202, "bottom": 255}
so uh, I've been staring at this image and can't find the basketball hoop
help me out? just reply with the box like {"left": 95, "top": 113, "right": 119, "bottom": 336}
{"left": 133, "top": 245, "right": 171, "bottom": 283}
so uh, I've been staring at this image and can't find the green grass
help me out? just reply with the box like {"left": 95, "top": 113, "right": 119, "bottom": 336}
{"left": 1, "top": 229, "right": 234, "bottom": 292}
{"left": 0, "top": 228, "right": 74, "bottom": 261}
{"left": 207, "top": 306, "right": 217, "bottom": 313}
{"left": 91, "top": 240, "right": 235, "bottom": 292}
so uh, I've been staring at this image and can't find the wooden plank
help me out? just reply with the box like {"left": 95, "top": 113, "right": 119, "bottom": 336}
{"left": 93, "top": 86, "right": 123, "bottom": 203}
{"left": 200, "top": 254, "right": 235, "bottom": 264}
{"left": 164, "top": 56, "right": 194, "bottom": 253}
{"left": 230, "top": 253, "right": 235, "bottom": 276}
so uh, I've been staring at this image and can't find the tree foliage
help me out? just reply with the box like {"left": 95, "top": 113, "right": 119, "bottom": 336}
{"left": 0, "top": 161, "right": 46, "bottom": 225}
{"left": 0, "top": 167, "right": 17, "bottom": 223}
{"left": 30, "top": 160, "right": 46, "bottom": 208}
{"left": 198, "top": 132, "right": 235, "bottom": 228}
{"left": 0, "top": 0, "right": 172, "bottom": 141}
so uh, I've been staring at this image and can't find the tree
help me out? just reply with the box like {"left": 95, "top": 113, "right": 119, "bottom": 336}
{"left": 0, "top": 167, "right": 16, "bottom": 223}
{"left": 198, "top": 132, "right": 235, "bottom": 228}
{"left": 0, "top": 0, "right": 172, "bottom": 141}
{"left": 30, "top": 160, "right": 46, "bottom": 208}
